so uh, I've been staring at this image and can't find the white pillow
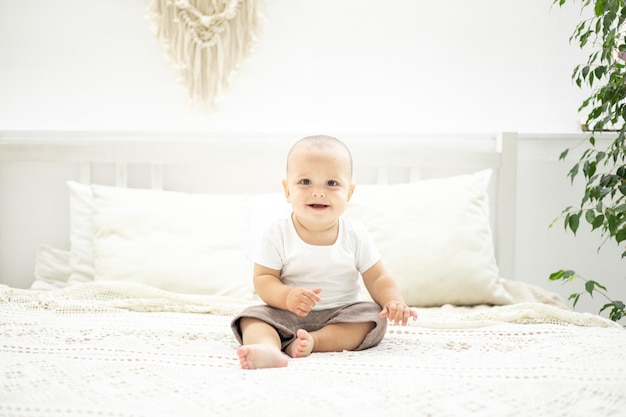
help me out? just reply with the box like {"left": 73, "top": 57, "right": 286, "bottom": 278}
{"left": 31, "top": 244, "right": 72, "bottom": 290}
{"left": 91, "top": 184, "right": 254, "bottom": 298}
{"left": 67, "top": 181, "right": 95, "bottom": 284}
{"left": 345, "top": 170, "right": 512, "bottom": 307}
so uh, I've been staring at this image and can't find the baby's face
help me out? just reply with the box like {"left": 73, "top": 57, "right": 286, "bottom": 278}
{"left": 283, "top": 146, "right": 354, "bottom": 230}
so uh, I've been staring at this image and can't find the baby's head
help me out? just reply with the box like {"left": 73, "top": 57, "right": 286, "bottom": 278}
{"left": 283, "top": 135, "right": 355, "bottom": 228}
{"left": 286, "top": 135, "right": 353, "bottom": 179}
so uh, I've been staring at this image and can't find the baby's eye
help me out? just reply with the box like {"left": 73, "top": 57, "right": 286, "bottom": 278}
{"left": 326, "top": 180, "right": 339, "bottom": 187}
{"left": 299, "top": 179, "right": 311, "bottom": 185}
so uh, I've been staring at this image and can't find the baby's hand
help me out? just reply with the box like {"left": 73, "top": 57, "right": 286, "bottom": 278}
{"left": 380, "top": 301, "right": 418, "bottom": 326}
{"left": 286, "top": 287, "right": 322, "bottom": 317}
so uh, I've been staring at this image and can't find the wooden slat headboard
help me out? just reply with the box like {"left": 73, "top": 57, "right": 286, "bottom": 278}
{"left": 0, "top": 131, "right": 518, "bottom": 288}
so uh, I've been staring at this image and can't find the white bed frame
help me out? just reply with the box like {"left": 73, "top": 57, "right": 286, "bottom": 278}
{"left": 0, "top": 131, "right": 518, "bottom": 289}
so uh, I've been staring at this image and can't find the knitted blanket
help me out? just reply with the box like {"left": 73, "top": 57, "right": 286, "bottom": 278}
{"left": 1, "top": 282, "right": 624, "bottom": 417}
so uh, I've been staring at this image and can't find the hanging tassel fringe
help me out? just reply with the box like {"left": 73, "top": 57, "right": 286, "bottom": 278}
{"left": 147, "top": 0, "right": 262, "bottom": 111}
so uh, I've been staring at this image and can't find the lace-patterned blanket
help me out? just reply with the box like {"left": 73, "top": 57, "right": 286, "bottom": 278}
{"left": 1, "top": 282, "right": 625, "bottom": 417}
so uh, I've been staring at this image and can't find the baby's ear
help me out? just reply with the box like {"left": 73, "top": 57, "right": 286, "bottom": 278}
{"left": 282, "top": 179, "right": 291, "bottom": 201}
{"left": 347, "top": 184, "right": 355, "bottom": 201}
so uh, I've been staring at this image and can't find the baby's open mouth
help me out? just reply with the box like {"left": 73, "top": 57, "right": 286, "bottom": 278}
{"left": 308, "top": 204, "right": 328, "bottom": 209}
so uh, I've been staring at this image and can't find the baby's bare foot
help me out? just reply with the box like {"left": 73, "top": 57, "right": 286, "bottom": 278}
{"left": 285, "top": 329, "right": 314, "bottom": 358}
{"left": 236, "top": 344, "right": 289, "bottom": 370}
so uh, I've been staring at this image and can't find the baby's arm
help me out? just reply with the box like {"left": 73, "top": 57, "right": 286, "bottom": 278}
{"left": 253, "top": 263, "right": 321, "bottom": 317}
{"left": 362, "top": 261, "right": 417, "bottom": 325}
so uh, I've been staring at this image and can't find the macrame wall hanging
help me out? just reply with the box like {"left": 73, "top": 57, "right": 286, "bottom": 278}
{"left": 148, "top": 0, "right": 262, "bottom": 111}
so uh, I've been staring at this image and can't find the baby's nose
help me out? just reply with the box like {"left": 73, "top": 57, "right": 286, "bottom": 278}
{"left": 312, "top": 187, "right": 325, "bottom": 197}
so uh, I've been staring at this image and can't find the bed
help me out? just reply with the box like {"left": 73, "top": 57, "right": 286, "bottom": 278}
{"left": 1, "top": 131, "right": 625, "bottom": 417}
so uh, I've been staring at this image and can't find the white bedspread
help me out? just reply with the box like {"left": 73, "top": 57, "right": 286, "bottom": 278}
{"left": 1, "top": 282, "right": 625, "bottom": 417}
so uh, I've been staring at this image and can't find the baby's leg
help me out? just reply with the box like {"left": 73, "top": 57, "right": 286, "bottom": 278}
{"left": 311, "top": 322, "right": 375, "bottom": 352}
{"left": 285, "top": 321, "right": 376, "bottom": 357}
{"left": 237, "top": 317, "right": 288, "bottom": 370}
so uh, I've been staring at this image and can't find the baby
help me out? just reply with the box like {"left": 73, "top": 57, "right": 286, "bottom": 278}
{"left": 231, "top": 135, "right": 417, "bottom": 369}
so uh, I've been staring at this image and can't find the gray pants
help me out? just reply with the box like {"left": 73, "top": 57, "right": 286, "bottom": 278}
{"left": 231, "top": 301, "right": 387, "bottom": 351}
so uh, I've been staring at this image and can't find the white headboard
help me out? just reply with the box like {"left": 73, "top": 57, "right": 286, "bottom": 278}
{"left": 0, "top": 131, "right": 518, "bottom": 289}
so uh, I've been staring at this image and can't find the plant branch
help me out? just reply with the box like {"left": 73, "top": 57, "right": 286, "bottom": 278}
{"left": 549, "top": 269, "right": 625, "bottom": 321}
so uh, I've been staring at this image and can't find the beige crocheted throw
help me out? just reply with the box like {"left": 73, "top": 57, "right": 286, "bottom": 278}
{"left": 1, "top": 282, "right": 625, "bottom": 416}
{"left": 148, "top": 0, "right": 262, "bottom": 110}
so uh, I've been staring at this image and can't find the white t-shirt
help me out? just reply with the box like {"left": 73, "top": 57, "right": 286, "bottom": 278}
{"left": 254, "top": 215, "right": 381, "bottom": 310}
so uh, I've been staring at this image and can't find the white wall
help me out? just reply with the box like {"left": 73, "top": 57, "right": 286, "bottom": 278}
{"left": 1, "top": 1, "right": 623, "bottom": 317}
{"left": 0, "top": 0, "right": 587, "bottom": 133}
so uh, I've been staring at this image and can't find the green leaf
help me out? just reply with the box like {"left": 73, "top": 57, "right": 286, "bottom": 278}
{"left": 600, "top": 302, "right": 613, "bottom": 313}
{"left": 563, "top": 270, "right": 575, "bottom": 279}
{"left": 592, "top": 214, "right": 605, "bottom": 230}
{"left": 568, "top": 163, "right": 580, "bottom": 182}
{"left": 549, "top": 269, "right": 576, "bottom": 281}
{"left": 582, "top": 65, "right": 591, "bottom": 78}
{"left": 616, "top": 227, "right": 626, "bottom": 243}
{"left": 583, "top": 160, "right": 597, "bottom": 178}
{"left": 585, "top": 280, "right": 596, "bottom": 296}
{"left": 595, "top": 0, "right": 605, "bottom": 17}
{"left": 596, "top": 200, "right": 604, "bottom": 211}
{"left": 559, "top": 148, "right": 570, "bottom": 160}
{"left": 609, "top": 308, "right": 624, "bottom": 321}
{"left": 568, "top": 212, "right": 581, "bottom": 234}
{"left": 607, "top": 213, "right": 618, "bottom": 234}
{"left": 594, "top": 66, "right": 606, "bottom": 78}
{"left": 569, "top": 293, "right": 581, "bottom": 308}
{"left": 549, "top": 270, "right": 564, "bottom": 280}
{"left": 599, "top": 187, "right": 611, "bottom": 198}
{"left": 600, "top": 301, "right": 625, "bottom": 321}
{"left": 593, "top": 280, "right": 607, "bottom": 291}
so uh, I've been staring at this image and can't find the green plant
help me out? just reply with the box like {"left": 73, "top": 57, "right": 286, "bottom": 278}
{"left": 550, "top": 0, "right": 625, "bottom": 321}
{"left": 549, "top": 270, "right": 625, "bottom": 320}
